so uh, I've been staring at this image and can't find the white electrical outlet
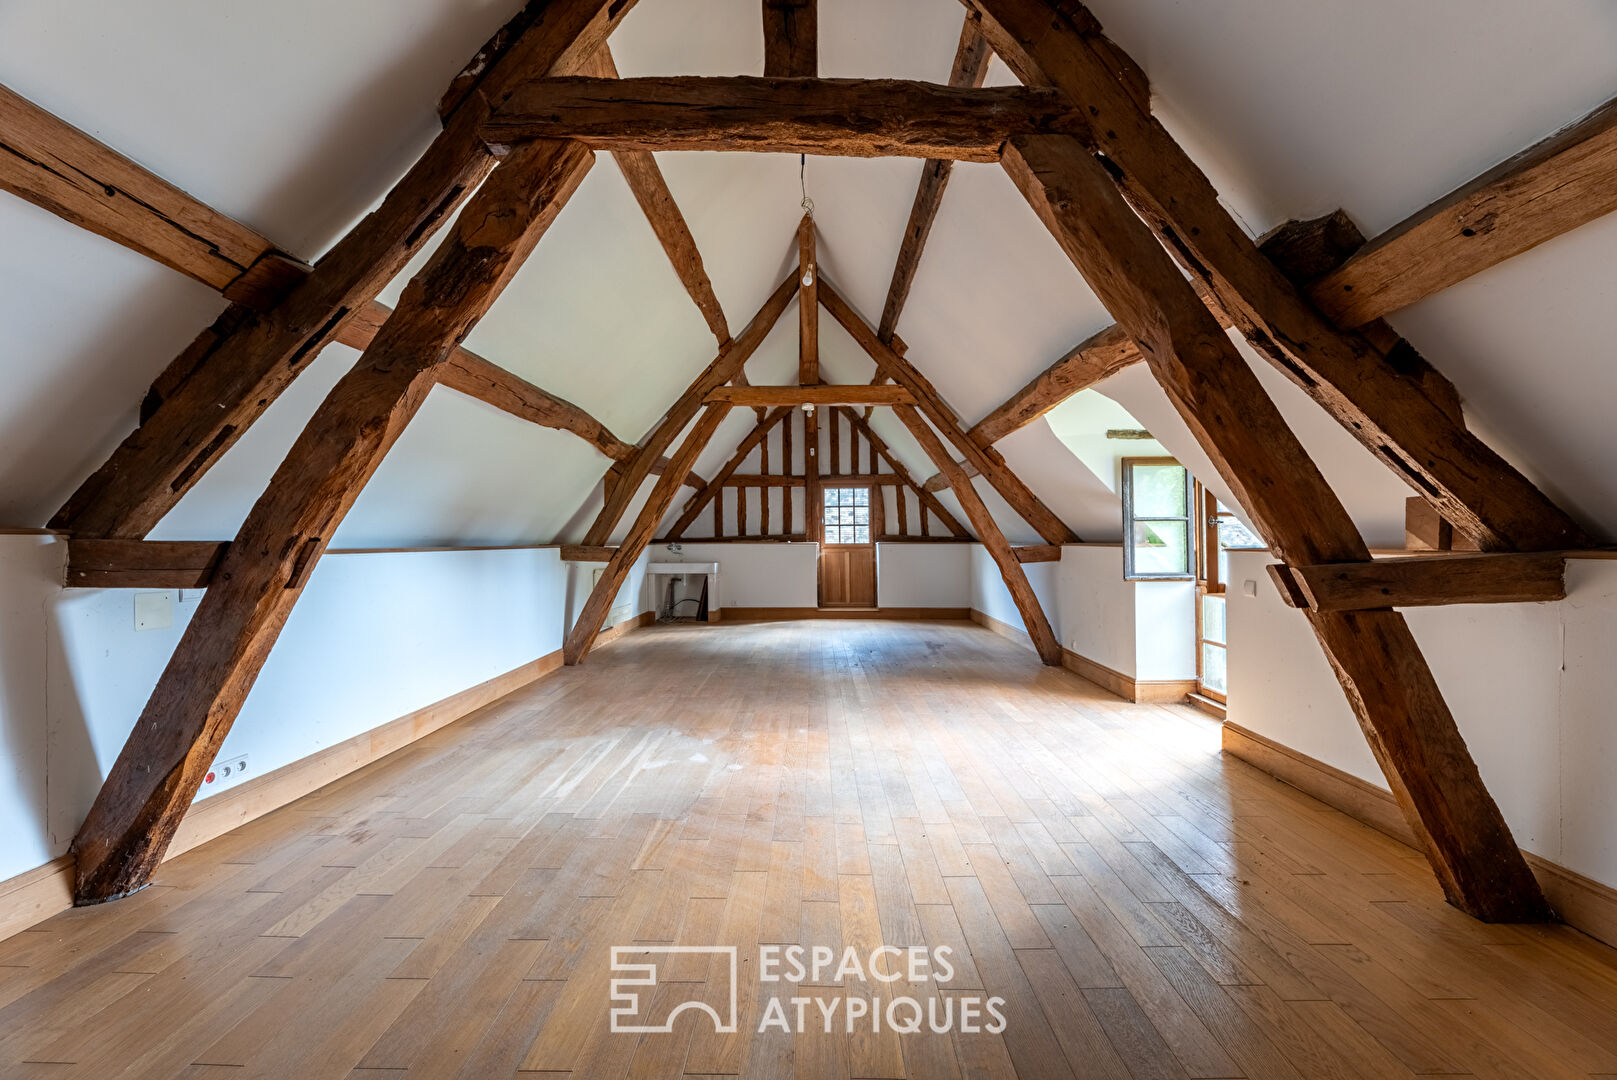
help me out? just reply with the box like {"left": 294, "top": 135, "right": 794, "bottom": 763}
{"left": 202, "top": 753, "right": 250, "bottom": 790}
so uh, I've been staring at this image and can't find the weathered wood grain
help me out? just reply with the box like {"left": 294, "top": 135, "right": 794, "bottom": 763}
{"left": 762, "top": 0, "right": 817, "bottom": 77}
{"left": 1270, "top": 552, "right": 1567, "bottom": 612}
{"left": 485, "top": 76, "right": 1089, "bottom": 161}
{"left": 70, "top": 138, "right": 595, "bottom": 904}
{"left": 1002, "top": 130, "right": 1550, "bottom": 922}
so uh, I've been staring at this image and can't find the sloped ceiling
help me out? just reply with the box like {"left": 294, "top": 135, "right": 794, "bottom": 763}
{"left": 3, "top": 0, "right": 1615, "bottom": 548}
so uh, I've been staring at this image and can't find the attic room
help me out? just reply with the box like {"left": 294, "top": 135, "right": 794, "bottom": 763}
{"left": 3, "top": 0, "right": 1617, "bottom": 1075}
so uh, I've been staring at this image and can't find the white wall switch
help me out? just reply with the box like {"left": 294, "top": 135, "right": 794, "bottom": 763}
{"left": 179, "top": 588, "right": 206, "bottom": 604}
{"left": 134, "top": 591, "right": 176, "bottom": 631}
{"left": 1242, "top": 579, "right": 1259, "bottom": 598}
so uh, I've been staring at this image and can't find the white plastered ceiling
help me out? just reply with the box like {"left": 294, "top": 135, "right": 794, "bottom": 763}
{"left": 2, "top": 0, "right": 1615, "bottom": 548}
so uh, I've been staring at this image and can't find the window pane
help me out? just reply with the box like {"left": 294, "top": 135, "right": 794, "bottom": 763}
{"left": 853, "top": 488, "right": 868, "bottom": 506}
{"left": 853, "top": 507, "right": 869, "bottom": 525}
{"left": 1202, "top": 595, "right": 1226, "bottom": 645}
{"left": 1131, "top": 464, "right": 1186, "bottom": 517}
{"left": 825, "top": 507, "right": 841, "bottom": 526}
{"left": 854, "top": 526, "right": 870, "bottom": 543}
{"left": 1132, "top": 520, "right": 1189, "bottom": 575}
{"left": 1201, "top": 643, "right": 1227, "bottom": 694}
{"left": 1217, "top": 516, "right": 1262, "bottom": 549}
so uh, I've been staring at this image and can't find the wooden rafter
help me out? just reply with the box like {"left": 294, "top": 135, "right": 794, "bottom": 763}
{"left": 1270, "top": 552, "right": 1567, "bottom": 613}
{"left": 762, "top": 0, "right": 817, "bottom": 78}
{"left": 666, "top": 407, "right": 792, "bottom": 539}
{"left": 66, "top": 540, "right": 229, "bottom": 589}
{"left": 565, "top": 404, "right": 732, "bottom": 665}
{"left": 919, "top": 321, "right": 1139, "bottom": 491}
{"left": 877, "top": 12, "right": 993, "bottom": 343}
{"left": 583, "top": 47, "right": 731, "bottom": 347}
{"left": 819, "top": 280, "right": 1079, "bottom": 545}
{"left": 973, "top": 0, "right": 1587, "bottom": 553}
{"left": 51, "top": 0, "right": 641, "bottom": 541}
{"left": 0, "top": 82, "right": 308, "bottom": 308}
{"left": 836, "top": 407, "right": 970, "bottom": 539}
{"left": 18, "top": 62, "right": 1614, "bottom": 522}
{"left": 484, "top": 77, "right": 1086, "bottom": 161}
{"left": 1311, "top": 95, "right": 1617, "bottom": 328}
{"left": 1002, "top": 130, "right": 1549, "bottom": 921}
{"left": 706, "top": 385, "right": 914, "bottom": 407}
{"left": 896, "top": 404, "right": 1060, "bottom": 665}
{"left": 71, "top": 136, "right": 596, "bottom": 904}
{"left": 581, "top": 270, "right": 797, "bottom": 546}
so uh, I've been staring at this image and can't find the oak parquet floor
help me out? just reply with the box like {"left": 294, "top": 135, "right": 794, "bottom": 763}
{"left": 3, "top": 619, "right": 1616, "bottom": 1078}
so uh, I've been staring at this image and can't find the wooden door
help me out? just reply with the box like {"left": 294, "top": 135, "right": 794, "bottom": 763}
{"left": 818, "top": 485, "right": 876, "bottom": 607}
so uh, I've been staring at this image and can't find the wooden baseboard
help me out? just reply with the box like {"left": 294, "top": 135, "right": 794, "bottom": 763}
{"left": 0, "top": 857, "right": 74, "bottom": 942}
{"left": 970, "top": 610, "right": 1194, "bottom": 704}
{"left": 0, "top": 610, "right": 657, "bottom": 941}
{"left": 723, "top": 607, "right": 970, "bottom": 621}
{"left": 1222, "top": 720, "right": 1617, "bottom": 948}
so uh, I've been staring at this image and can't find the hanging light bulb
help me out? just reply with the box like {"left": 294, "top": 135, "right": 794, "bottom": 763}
{"left": 801, "top": 263, "right": 815, "bottom": 288}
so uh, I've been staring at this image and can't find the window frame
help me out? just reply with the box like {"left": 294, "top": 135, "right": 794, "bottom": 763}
{"left": 819, "top": 484, "right": 875, "bottom": 548}
{"left": 1121, "top": 457, "right": 1194, "bottom": 581}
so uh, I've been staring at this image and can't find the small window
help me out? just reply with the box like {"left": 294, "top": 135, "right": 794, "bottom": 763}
{"left": 1122, "top": 458, "right": 1192, "bottom": 579}
{"left": 823, "top": 487, "right": 871, "bottom": 545}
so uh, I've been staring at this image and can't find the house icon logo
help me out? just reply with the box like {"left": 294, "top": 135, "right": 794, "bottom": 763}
{"left": 609, "top": 946, "right": 739, "bottom": 1034}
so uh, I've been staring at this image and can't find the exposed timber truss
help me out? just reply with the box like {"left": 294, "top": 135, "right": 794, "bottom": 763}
{"left": 12, "top": 0, "right": 1605, "bottom": 923}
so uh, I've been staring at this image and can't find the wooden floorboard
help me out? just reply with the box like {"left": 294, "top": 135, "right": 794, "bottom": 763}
{"left": 4, "top": 618, "right": 1617, "bottom": 1078}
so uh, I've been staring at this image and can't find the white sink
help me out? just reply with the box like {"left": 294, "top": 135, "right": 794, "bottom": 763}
{"left": 646, "top": 562, "right": 717, "bottom": 574}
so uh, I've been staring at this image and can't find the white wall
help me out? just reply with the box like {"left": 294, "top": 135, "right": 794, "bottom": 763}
{"left": 877, "top": 543, "right": 971, "bottom": 609}
{"left": 1055, "top": 545, "right": 1137, "bottom": 675}
{"left": 973, "top": 543, "right": 1197, "bottom": 682}
{"left": 1226, "top": 549, "right": 1617, "bottom": 891}
{"left": 0, "top": 535, "right": 644, "bottom": 885}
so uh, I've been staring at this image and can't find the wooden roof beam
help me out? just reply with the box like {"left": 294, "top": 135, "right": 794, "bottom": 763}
{"left": 798, "top": 214, "right": 818, "bottom": 384}
{"left": 1002, "top": 128, "right": 1549, "bottom": 922}
{"left": 0, "top": 81, "right": 308, "bottom": 308}
{"left": 876, "top": 12, "right": 994, "bottom": 344}
{"left": 762, "top": 0, "right": 817, "bottom": 78}
{"left": 973, "top": 0, "right": 1587, "bottom": 553}
{"left": 1312, "top": 95, "right": 1617, "bottom": 328}
{"left": 1270, "top": 552, "right": 1567, "bottom": 613}
{"left": 484, "top": 77, "right": 1087, "bottom": 161}
{"left": 71, "top": 136, "right": 595, "bottom": 905}
{"left": 707, "top": 385, "right": 914, "bottom": 407}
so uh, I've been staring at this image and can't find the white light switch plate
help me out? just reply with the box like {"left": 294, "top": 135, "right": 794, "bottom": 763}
{"left": 1242, "top": 579, "right": 1259, "bottom": 598}
{"left": 134, "top": 591, "right": 176, "bottom": 631}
